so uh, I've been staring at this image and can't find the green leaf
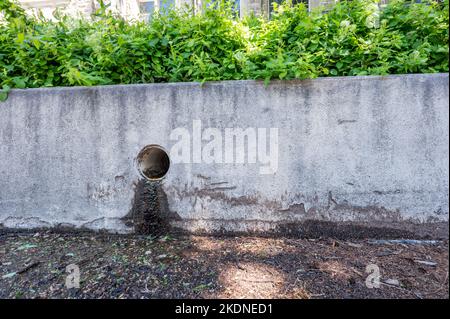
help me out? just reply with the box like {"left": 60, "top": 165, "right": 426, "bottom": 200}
{"left": 0, "top": 85, "right": 11, "bottom": 102}
{"left": 32, "top": 39, "right": 41, "bottom": 49}
{"left": 13, "top": 77, "right": 26, "bottom": 89}
{"left": 0, "top": 91, "right": 8, "bottom": 102}
{"left": 16, "top": 32, "right": 25, "bottom": 43}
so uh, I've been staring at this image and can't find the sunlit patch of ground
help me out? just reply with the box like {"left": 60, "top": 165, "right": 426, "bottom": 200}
{"left": 217, "top": 262, "right": 286, "bottom": 298}
{"left": 216, "top": 261, "right": 311, "bottom": 299}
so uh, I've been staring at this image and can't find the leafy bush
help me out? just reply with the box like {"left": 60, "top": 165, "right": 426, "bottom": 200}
{"left": 0, "top": 0, "right": 448, "bottom": 94}
{"left": 249, "top": 0, "right": 449, "bottom": 80}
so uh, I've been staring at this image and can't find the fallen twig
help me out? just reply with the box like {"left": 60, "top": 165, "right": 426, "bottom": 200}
{"left": 368, "top": 239, "right": 440, "bottom": 246}
{"left": 17, "top": 261, "right": 40, "bottom": 274}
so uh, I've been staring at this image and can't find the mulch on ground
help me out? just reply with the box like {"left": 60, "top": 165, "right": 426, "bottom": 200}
{"left": 0, "top": 230, "right": 448, "bottom": 299}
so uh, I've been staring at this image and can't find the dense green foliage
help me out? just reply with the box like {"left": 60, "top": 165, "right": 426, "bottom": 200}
{"left": 0, "top": 0, "right": 448, "bottom": 96}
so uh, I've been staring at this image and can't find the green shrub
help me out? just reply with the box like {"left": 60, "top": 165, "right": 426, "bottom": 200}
{"left": 0, "top": 0, "right": 448, "bottom": 92}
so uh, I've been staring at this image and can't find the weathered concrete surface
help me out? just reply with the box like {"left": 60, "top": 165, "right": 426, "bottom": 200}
{"left": 0, "top": 74, "right": 448, "bottom": 236}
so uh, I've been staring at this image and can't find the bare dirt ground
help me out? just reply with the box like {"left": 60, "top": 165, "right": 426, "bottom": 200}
{"left": 0, "top": 230, "right": 448, "bottom": 299}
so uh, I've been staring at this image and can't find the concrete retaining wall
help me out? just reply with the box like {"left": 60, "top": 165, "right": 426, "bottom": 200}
{"left": 0, "top": 74, "right": 448, "bottom": 236}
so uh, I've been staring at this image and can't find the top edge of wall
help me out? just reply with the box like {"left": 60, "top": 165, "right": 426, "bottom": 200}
{"left": 7, "top": 73, "right": 449, "bottom": 94}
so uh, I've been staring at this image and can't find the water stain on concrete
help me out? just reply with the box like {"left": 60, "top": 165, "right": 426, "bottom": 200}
{"left": 122, "top": 180, "right": 180, "bottom": 235}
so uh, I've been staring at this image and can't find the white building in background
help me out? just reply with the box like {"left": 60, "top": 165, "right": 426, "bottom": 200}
{"left": 16, "top": 0, "right": 336, "bottom": 20}
{"left": 18, "top": 0, "right": 142, "bottom": 20}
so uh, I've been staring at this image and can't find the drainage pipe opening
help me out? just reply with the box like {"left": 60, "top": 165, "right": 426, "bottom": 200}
{"left": 136, "top": 145, "right": 170, "bottom": 181}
